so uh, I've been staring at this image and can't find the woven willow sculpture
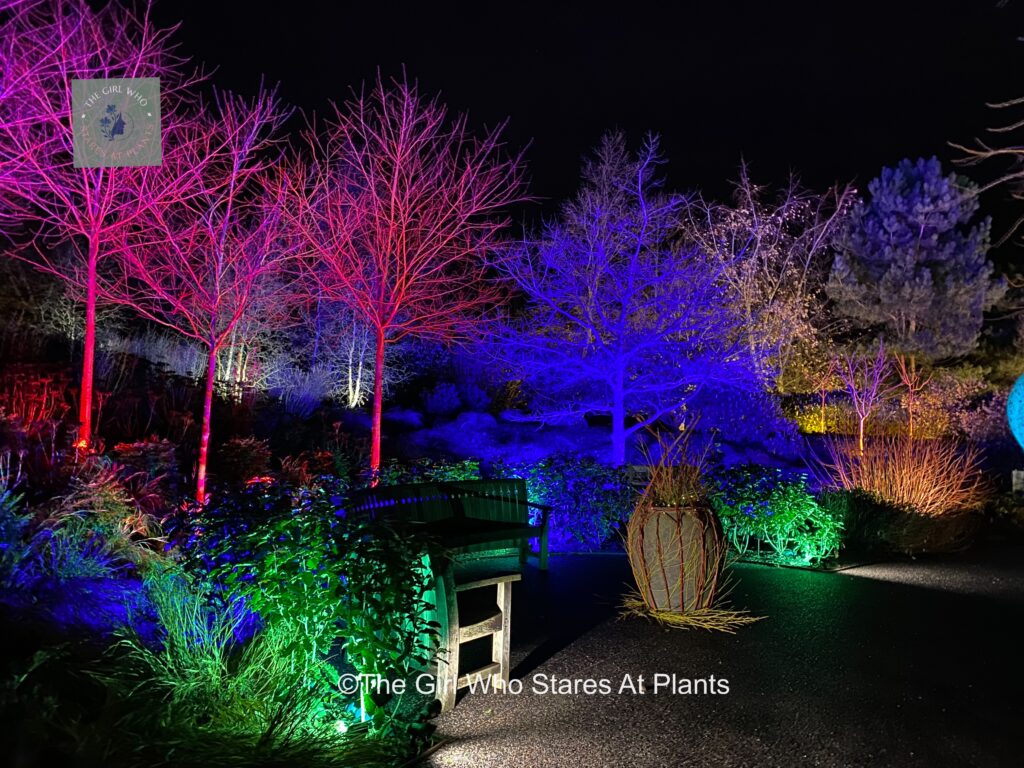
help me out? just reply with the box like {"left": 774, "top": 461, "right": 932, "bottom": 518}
{"left": 623, "top": 430, "right": 763, "bottom": 632}
{"left": 627, "top": 499, "right": 725, "bottom": 614}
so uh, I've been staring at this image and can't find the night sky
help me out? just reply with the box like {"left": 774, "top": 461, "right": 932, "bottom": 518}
{"left": 155, "top": 1, "right": 1024, "bottom": 224}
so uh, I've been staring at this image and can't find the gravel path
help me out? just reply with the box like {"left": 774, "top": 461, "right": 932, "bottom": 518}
{"left": 420, "top": 544, "right": 1024, "bottom": 767}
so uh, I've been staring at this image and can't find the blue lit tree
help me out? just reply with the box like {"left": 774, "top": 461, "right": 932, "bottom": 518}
{"left": 495, "top": 133, "right": 758, "bottom": 466}
{"left": 827, "top": 157, "right": 1004, "bottom": 362}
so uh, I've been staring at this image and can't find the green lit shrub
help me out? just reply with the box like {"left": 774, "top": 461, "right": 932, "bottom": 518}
{"left": 183, "top": 479, "right": 438, "bottom": 749}
{"left": 710, "top": 465, "right": 844, "bottom": 565}
{"left": 374, "top": 457, "right": 481, "bottom": 487}
{"left": 492, "top": 454, "right": 637, "bottom": 552}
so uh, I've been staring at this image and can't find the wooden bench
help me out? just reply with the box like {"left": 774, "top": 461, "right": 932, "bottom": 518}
{"left": 347, "top": 479, "right": 550, "bottom": 712}
{"left": 434, "top": 563, "right": 520, "bottom": 712}
{"left": 347, "top": 478, "right": 551, "bottom": 570}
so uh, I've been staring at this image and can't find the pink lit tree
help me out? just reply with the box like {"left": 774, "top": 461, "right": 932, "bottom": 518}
{"left": 836, "top": 341, "right": 894, "bottom": 454}
{"left": 0, "top": 0, "right": 203, "bottom": 447}
{"left": 107, "top": 88, "right": 293, "bottom": 503}
{"left": 286, "top": 75, "right": 527, "bottom": 473}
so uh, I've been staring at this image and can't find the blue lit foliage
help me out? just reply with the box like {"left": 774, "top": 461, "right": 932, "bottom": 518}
{"left": 494, "top": 132, "right": 759, "bottom": 466}
{"left": 710, "top": 465, "right": 844, "bottom": 565}
{"left": 828, "top": 157, "right": 1004, "bottom": 360}
{"left": 493, "top": 453, "right": 638, "bottom": 552}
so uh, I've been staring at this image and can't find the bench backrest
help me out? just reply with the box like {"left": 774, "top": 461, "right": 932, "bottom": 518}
{"left": 441, "top": 479, "right": 532, "bottom": 525}
{"left": 347, "top": 478, "right": 534, "bottom": 525}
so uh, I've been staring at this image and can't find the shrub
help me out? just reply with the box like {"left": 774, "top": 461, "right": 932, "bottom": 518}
{"left": 25, "top": 564, "right": 399, "bottom": 768}
{"left": 109, "top": 438, "right": 179, "bottom": 483}
{"left": 957, "top": 390, "right": 1011, "bottom": 442}
{"left": 52, "top": 459, "right": 166, "bottom": 567}
{"left": 0, "top": 491, "right": 34, "bottom": 589}
{"left": 491, "top": 454, "right": 637, "bottom": 552}
{"left": 822, "top": 436, "right": 990, "bottom": 517}
{"left": 710, "top": 465, "right": 844, "bottom": 565}
{"left": 373, "top": 457, "right": 481, "bottom": 487}
{"left": 217, "top": 436, "right": 272, "bottom": 486}
{"left": 35, "top": 513, "right": 125, "bottom": 581}
{"left": 182, "top": 480, "right": 438, "bottom": 748}
{"left": 422, "top": 382, "right": 461, "bottom": 418}
{"left": 457, "top": 382, "right": 491, "bottom": 412}
{"left": 822, "top": 488, "right": 981, "bottom": 554}
{"left": 912, "top": 366, "right": 990, "bottom": 439}
{"left": 269, "top": 366, "right": 336, "bottom": 419}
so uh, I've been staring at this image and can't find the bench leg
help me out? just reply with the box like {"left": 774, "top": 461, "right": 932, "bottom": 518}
{"left": 539, "top": 528, "right": 549, "bottom": 571}
{"left": 518, "top": 539, "right": 529, "bottom": 566}
{"left": 436, "top": 561, "right": 459, "bottom": 713}
{"left": 492, "top": 579, "right": 512, "bottom": 689}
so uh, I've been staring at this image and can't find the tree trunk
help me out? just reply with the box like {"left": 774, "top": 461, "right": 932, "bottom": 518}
{"left": 78, "top": 235, "right": 99, "bottom": 448}
{"left": 858, "top": 415, "right": 866, "bottom": 455}
{"left": 196, "top": 344, "right": 217, "bottom": 504}
{"left": 907, "top": 354, "right": 916, "bottom": 440}
{"left": 370, "top": 328, "right": 385, "bottom": 478}
{"left": 611, "top": 373, "right": 626, "bottom": 467}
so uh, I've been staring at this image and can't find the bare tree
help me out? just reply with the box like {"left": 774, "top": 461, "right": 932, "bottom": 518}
{"left": 495, "top": 132, "right": 757, "bottom": 466}
{"left": 836, "top": 341, "right": 894, "bottom": 454}
{"left": 0, "top": 0, "right": 203, "bottom": 447}
{"left": 682, "top": 166, "right": 854, "bottom": 391}
{"left": 893, "top": 351, "right": 932, "bottom": 439}
{"left": 286, "top": 74, "right": 526, "bottom": 472}
{"left": 108, "top": 88, "right": 294, "bottom": 502}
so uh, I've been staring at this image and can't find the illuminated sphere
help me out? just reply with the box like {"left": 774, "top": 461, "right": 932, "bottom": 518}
{"left": 1008, "top": 373, "right": 1024, "bottom": 453}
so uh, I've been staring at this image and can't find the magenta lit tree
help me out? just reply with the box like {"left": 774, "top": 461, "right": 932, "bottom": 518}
{"left": 108, "top": 88, "right": 293, "bottom": 503}
{"left": 0, "top": 0, "right": 203, "bottom": 448}
{"left": 286, "top": 75, "right": 526, "bottom": 473}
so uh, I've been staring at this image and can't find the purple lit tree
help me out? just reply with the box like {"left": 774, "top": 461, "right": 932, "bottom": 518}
{"left": 495, "top": 133, "right": 757, "bottom": 466}
{"left": 0, "top": 0, "right": 203, "bottom": 448}
{"left": 836, "top": 340, "right": 894, "bottom": 454}
{"left": 106, "top": 88, "right": 294, "bottom": 503}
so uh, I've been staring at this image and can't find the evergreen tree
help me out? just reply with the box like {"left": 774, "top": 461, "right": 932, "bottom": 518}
{"left": 827, "top": 157, "right": 1004, "bottom": 361}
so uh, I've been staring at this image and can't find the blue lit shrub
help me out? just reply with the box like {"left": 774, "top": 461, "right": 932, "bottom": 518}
{"left": 422, "top": 382, "right": 462, "bottom": 418}
{"left": 491, "top": 454, "right": 637, "bottom": 552}
{"left": 710, "top": 465, "right": 844, "bottom": 565}
{"left": 0, "top": 491, "right": 34, "bottom": 589}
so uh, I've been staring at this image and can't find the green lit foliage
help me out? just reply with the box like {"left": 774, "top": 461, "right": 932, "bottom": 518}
{"left": 184, "top": 480, "right": 438, "bottom": 750}
{"left": 493, "top": 453, "right": 638, "bottom": 552}
{"left": 5, "top": 569, "right": 398, "bottom": 767}
{"left": 373, "top": 457, "right": 481, "bottom": 486}
{"left": 107, "top": 568, "right": 336, "bottom": 741}
{"left": 710, "top": 465, "right": 844, "bottom": 565}
{"left": 333, "top": 518, "right": 439, "bottom": 744}
{"left": 0, "top": 491, "right": 34, "bottom": 588}
{"left": 190, "top": 483, "right": 346, "bottom": 711}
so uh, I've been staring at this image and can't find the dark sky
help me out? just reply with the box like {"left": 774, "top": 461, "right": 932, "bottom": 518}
{"left": 154, "top": 0, "right": 1023, "bottom": 222}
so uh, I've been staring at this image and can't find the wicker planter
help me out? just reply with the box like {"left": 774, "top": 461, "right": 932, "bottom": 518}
{"left": 627, "top": 502, "right": 725, "bottom": 613}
